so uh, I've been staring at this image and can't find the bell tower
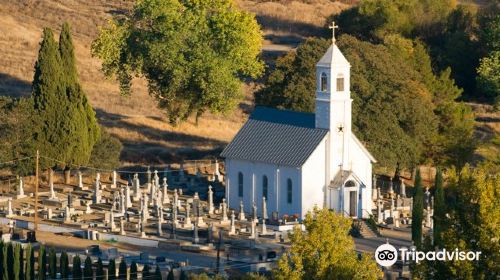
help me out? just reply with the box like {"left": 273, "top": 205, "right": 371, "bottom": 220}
{"left": 315, "top": 22, "right": 352, "bottom": 173}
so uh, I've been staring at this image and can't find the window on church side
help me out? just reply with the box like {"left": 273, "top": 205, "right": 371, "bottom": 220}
{"left": 287, "top": 179, "right": 293, "bottom": 204}
{"left": 336, "top": 76, "right": 344, "bottom": 92}
{"left": 320, "top": 73, "right": 328, "bottom": 92}
{"left": 238, "top": 172, "right": 243, "bottom": 197}
{"left": 262, "top": 175, "right": 268, "bottom": 199}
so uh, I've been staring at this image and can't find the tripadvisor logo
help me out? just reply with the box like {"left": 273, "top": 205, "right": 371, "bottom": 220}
{"left": 374, "top": 243, "right": 482, "bottom": 267}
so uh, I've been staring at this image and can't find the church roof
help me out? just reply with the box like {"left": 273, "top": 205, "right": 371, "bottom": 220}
{"left": 316, "top": 44, "right": 350, "bottom": 68}
{"left": 220, "top": 107, "right": 328, "bottom": 167}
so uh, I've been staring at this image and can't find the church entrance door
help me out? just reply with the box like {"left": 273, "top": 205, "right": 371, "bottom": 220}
{"left": 349, "top": 191, "right": 357, "bottom": 217}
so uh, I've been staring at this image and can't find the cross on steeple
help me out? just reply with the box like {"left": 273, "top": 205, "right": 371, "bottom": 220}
{"left": 329, "top": 21, "right": 339, "bottom": 44}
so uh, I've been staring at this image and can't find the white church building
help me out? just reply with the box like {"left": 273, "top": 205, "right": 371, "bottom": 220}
{"left": 221, "top": 31, "right": 376, "bottom": 219}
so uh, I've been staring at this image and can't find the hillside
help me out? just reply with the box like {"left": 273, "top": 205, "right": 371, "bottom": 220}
{"left": 0, "top": 0, "right": 347, "bottom": 165}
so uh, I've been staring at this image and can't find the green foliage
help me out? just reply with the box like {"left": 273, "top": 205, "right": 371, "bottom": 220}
{"left": 48, "top": 248, "right": 56, "bottom": 279}
{"left": 0, "top": 242, "right": 3, "bottom": 280}
{"left": 2, "top": 244, "right": 7, "bottom": 280}
{"left": 13, "top": 244, "right": 20, "bottom": 280}
{"left": 84, "top": 256, "right": 93, "bottom": 279}
{"left": 414, "top": 166, "right": 500, "bottom": 279}
{"left": 89, "top": 130, "right": 123, "bottom": 170}
{"left": 108, "top": 259, "right": 116, "bottom": 280}
{"left": 6, "top": 243, "right": 14, "bottom": 280}
{"left": 59, "top": 251, "right": 69, "bottom": 279}
{"left": 411, "top": 170, "right": 424, "bottom": 249}
{"left": 37, "top": 245, "right": 46, "bottom": 280}
{"left": 118, "top": 258, "right": 127, "bottom": 280}
{"left": 32, "top": 24, "right": 100, "bottom": 169}
{"left": 179, "top": 269, "right": 187, "bottom": 280}
{"left": 96, "top": 258, "right": 104, "bottom": 280}
{"left": 274, "top": 207, "right": 382, "bottom": 280}
{"left": 166, "top": 269, "right": 174, "bottom": 280}
{"left": 142, "top": 264, "right": 151, "bottom": 279}
{"left": 130, "top": 261, "right": 138, "bottom": 280}
{"left": 255, "top": 38, "right": 329, "bottom": 112}
{"left": 91, "top": 0, "right": 264, "bottom": 124}
{"left": 433, "top": 168, "right": 445, "bottom": 248}
{"left": 154, "top": 265, "right": 162, "bottom": 280}
{"left": 477, "top": 50, "right": 500, "bottom": 106}
{"left": 27, "top": 244, "right": 35, "bottom": 280}
{"left": 72, "top": 255, "right": 82, "bottom": 280}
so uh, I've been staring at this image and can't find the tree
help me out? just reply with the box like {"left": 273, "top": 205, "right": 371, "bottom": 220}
{"left": 59, "top": 251, "right": 69, "bottom": 279}
{"left": 48, "top": 248, "right": 56, "bottom": 279}
{"left": 142, "top": 264, "right": 151, "bottom": 280}
{"left": 274, "top": 207, "right": 382, "bottom": 280}
{"left": 166, "top": 269, "right": 174, "bottom": 280}
{"left": 96, "top": 258, "right": 104, "bottom": 280}
{"left": 179, "top": 270, "right": 187, "bottom": 280}
{"left": 108, "top": 259, "right": 116, "bottom": 280}
{"left": 58, "top": 22, "right": 100, "bottom": 170}
{"left": 24, "top": 245, "right": 32, "bottom": 280}
{"left": 154, "top": 265, "right": 162, "bottom": 280}
{"left": 72, "top": 255, "right": 82, "bottom": 280}
{"left": 89, "top": 130, "right": 123, "bottom": 170}
{"left": 477, "top": 50, "right": 499, "bottom": 106}
{"left": 433, "top": 168, "right": 445, "bottom": 248}
{"left": 37, "top": 245, "right": 46, "bottom": 280}
{"left": 83, "top": 256, "right": 93, "bottom": 279}
{"left": 412, "top": 169, "right": 424, "bottom": 249}
{"left": 118, "top": 258, "right": 127, "bottom": 280}
{"left": 6, "top": 242, "right": 14, "bottom": 280}
{"left": 0, "top": 242, "right": 3, "bottom": 280}
{"left": 27, "top": 244, "right": 35, "bottom": 280}
{"left": 13, "top": 244, "right": 20, "bottom": 280}
{"left": 91, "top": 0, "right": 264, "bottom": 124}
{"left": 130, "top": 261, "right": 138, "bottom": 280}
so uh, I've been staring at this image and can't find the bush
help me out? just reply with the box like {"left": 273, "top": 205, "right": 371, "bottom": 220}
{"left": 89, "top": 130, "right": 122, "bottom": 170}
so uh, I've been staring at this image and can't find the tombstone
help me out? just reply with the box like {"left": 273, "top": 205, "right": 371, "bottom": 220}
{"left": 389, "top": 197, "right": 394, "bottom": 219}
{"left": 49, "top": 177, "right": 57, "bottom": 200}
{"left": 251, "top": 202, "right": 258, "bottom": 223}
{"left": 125, "top": 184, "right": 132, "bottom": 209}
{"left": 425, "top": 206, "right": 432, "bottom": 228}
{"left": 112, "top": 171, "right": 117, "bottom": 188}
{"left": 162, "top": 177, "right": 170, "bottom": 204}
{"left": 260, "top": 216, "right": 267, "bottom": 235}
{"left": 193, "top": 220, "right": 199, "bottom": 244}
{"left": 172, "top": 204, "right": 178, "bottom": 226}
{"left": 173, "top": 189, "right": 179, "bottom": 209}
{"left": 47, "top": 208, "right": 53, "bottom": 219}
{"left": 388, "top": 179, "right": 394, "bottom": 198}
{"left": 249, "top": 220, "right": 256, "bottom": 239}
{"left": 229, "top": 210, "right": 236, "bottom": 236}
{"left": 147, "top": 166, "right": 152, "bottom": 184}
{"left": 400, "top": 178, "right": 406, "bottom": 198}
{"left": 93, "top": 180, "right": 101, "bottom": 204}
{"left": 207, "top": 185, "right": 214, "bottom": 215}
{"left": 149, "top": 180, "right": 156, "bottom": 204}
{"left": 157, "top": 217, "right": 163, "bottom": 236}
{"left": 214, "top": 160, "right": 221, "bottom": 182}
{"left": 78, "top": 171, "right": 84, "bottom": 189}
{"left": 110, "top": 211, "right": 116, "bottom": 231}
{"left": 67, "top": 192, "right": 73, "bottom": 209}
{"left": 134, "top": 173, "right": 141, "bottom": 201}
{"left": 7, "top": 198, "right": 13, "bottom": 217}
{"left": 184, "top": 202, "right": 192, "bottom": 228}
{"left": 64, "top": 206, "right": 71, "bottom": 222}
{"left": 16, "top": 177, "right": 26, "bottom": 199}
{"left": 377, "top": 199, "right": 383, "bottom": 224}
{"left": 143, "top": 193, "right": 149, "bottom": 220}
{"left": 394, "top": 211, "right": 400, "bottom": 228}
{"left": 154, "top": 170, "right": 160, "bottom": 188}
{"left": 424, "top": 187, "right": 431, "bottom": 208}
{"left": 262, "top": 197, "right": 268, "bottom": 220}
{"left": 120, "top": 218, "right": 126, "bottom": 235}
{"left": 85, "top": 203, "right": 92, "bottom": 214}
{"left": 140, "top": 212, "right": 147, "bottom": 238}
{"left": 238, "top": 200, "right": 246, "bottom": 221}
{"left": 220, "top": 199, "right": 228, "bottom": 224}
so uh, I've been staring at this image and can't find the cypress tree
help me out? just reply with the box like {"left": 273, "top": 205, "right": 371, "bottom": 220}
{"left": 142, "top": 264, "right": 150, "bottom": 280}
{"left": 58, "top": 22, "right": 100, "bottom": 168}
{"left": 108, "top": 259, "right": 116, "bottom": 280}
{"left": 72, "top": 255, "right": 82, "bottom": 280}
{"left": 412, "top": 169, "right": 424, "bottom": 249}
{"left": 48, "top": 248, "right": 56, "bottom": 279}
{"left": 17, "top": 245, "right": 23, "bottom": 280}
{"left": 118, "top": 259, "right": 127, "bottom": 280}
{"left": 167, "top": 269, "right": 174, "bottom": 280}
{"left": 59, "top": 251, "right": 69, "bottom": 279}
{"left": 3, "top": 245, "right": 8, "bottom": 280}
{"left": 433, "top": 168, "right": 445, "bottom": 248}
{"left": 25, "top": 244, "right": 35, "bottom": 280}
{"left": 13, "top": 244, "right": 20, "bottom": 280}
{"left": 83, "top": 256, "right": 93, "bottom": 279}
{"left": 7, "top": 243, "right": 14, "bottom": 280}
{"left": 37, "top": 245, "right": 46, "bottom": 280}
{"left": 0, "top": 242, "right": 3, "bottom": 280}
{"left": 95, "top": 257, "right": 104, "bottom": 280}
{"left": 179, "top": 270, "right": 188, "bottom": 280}
{"left": 130, "top": 261, "right": 138, "bottom": 280}
{"left": 154, "top": 265, "right": 162, "bottom": 280}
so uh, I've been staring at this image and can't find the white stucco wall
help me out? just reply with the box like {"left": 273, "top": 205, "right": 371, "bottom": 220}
{"left": 349, "top": 136, "right": 373, "bottom": 218}
{"left": 300, "top": 137, "right": 327, "bottom": 217}
{"left": 225, "top": 159, "right": 302, "bottom": 219}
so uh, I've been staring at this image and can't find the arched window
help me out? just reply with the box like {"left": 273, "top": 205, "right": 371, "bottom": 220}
{"left": 320, "top": 72, "right": 328, "bottom": 92}
{"left": 262, "top": 175, "right": 268, "bottom": 199}
{"left": 345, "top": 180, "right": 356, "bottom": 188}
{"left": 238, "top": 172, "right": 243, "bottom": 197}
{"left": 287, "top": 179, "right": 293, "bottom": 204}
{"left": 336, "top": 74, "right": 345, "bottom": 92}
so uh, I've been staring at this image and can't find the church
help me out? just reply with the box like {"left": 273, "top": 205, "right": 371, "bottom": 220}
{"left": 221, "top": 27, "right": 376, "bottom": 220}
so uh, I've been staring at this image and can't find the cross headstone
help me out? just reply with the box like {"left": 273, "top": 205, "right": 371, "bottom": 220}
{"left": 238, "top": 200, "right": 245, "bottom": 221}
{"left": 229, "top": 210, "right": 236, "bottom": 236}
{"left": 400, "top": 178, "right": 406, "bottom": 198}
{"left": 221, "top": 198, "right": 228, "bottom": 223}
{"left": 184, "top": 201, "right": 192, "bottom": 228}
{"left": 134, "top": 173, "right": 141, "bottom": 201}
{"left": 162, "top": 177, "right": 170, "bottom": 204}
{"left": 16, "top": 176, "right": 25, "bottom": 198}
{"left": 208, "top": 185, "right": 214, "bottom": 214}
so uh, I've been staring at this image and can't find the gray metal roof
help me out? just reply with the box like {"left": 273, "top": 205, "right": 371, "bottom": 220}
{"left": 220, "top": 107, "right": 328, "bottom": 167}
